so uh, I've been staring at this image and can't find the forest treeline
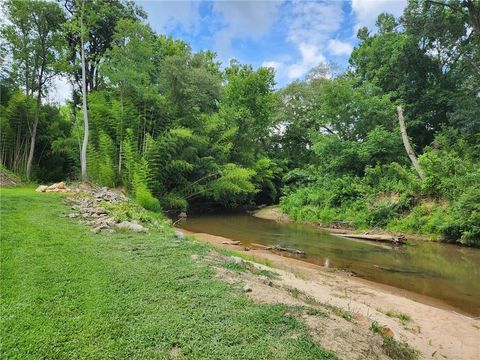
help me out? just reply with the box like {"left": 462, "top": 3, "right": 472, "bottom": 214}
{"left": 1, "top": 0, "right": 479, "bottom": 245}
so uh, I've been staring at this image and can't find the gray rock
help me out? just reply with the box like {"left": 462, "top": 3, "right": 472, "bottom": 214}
{"left": 116, "top": 221, "right": 148, "bottom": 233}
{"left": 35, "top": 185, "right": 48, "bottom": 193}
{"left": 263, "top": 278, "right": 273, "bottom": 287}
{"left": 95, "top": 207, "right": 107, "bottom": 215}
{"left": 175, "top": 230, "right": 185, "bottom": 239}
{"left": 231, "top": 256, "right": 244, "bottom": 265}
{"left": 243, "top": 285, "right": 253, "bottom": 293}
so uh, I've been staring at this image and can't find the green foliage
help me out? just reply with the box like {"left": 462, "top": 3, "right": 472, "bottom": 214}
{"left": 209, "top": 164, "right": 257, "bottom": 207}
{"left": 370, "top": 321, "right": 419, "bottom": 360}
{"left": 88, "top": 131, "right": 116, "bottom": 187}
{"left": 134, "top": 180, "right": 161, "bottom": 212}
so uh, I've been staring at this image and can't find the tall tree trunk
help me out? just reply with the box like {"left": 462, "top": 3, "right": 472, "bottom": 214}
{"left": 25, "top": 77, "right": 43, "bottom": 180}
{"left": 80, "top": 5, "right": 89, "bottom": 183}
{"left": 397, "top": 106, "right": 425, "bottom": 180}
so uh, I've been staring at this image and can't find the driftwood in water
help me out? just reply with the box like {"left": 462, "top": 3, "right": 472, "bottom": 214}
{"left": 222, "top": 240, "right": 241, "bottom": 245}
{"left": 272, "top": 245, "right": 305, "bottom": 255}
{"left": 332, "top": 233, "right": 407, "bottom": 245}
{"left": 250, "top": 243, "right": 306, "bottom": 255}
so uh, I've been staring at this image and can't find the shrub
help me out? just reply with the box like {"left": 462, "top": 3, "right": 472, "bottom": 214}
{"left": 161, "top": 192, "right": 188, "bottom": 212}
{"left": 135, "top": 184, "right": 161, "bottom": 212}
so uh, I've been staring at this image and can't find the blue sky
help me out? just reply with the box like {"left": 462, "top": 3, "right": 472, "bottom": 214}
{"left": 136, "top": 0, "right": 407, "bottom": 86}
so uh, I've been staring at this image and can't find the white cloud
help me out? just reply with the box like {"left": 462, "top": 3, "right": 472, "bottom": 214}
{"left": 287, "top": 43, "right": 327, "bottom": 79}
{"left": 212, "top": 1, "right": 281, "bottom": 54}
{"left": 138, "top": 1, "right": 202, "bottom": 34}
{"left": 264, "top": 1, "right": 344, "bottom": 81}
{"left": 327, "top": 39, "right": 354, "bottom": 56}
{"left": 351, "top": 0, "right": 407, "bottom": 32}
{"left": 287, "top": 1, "right": 344, "bottom": 46}
{"left": 262, "top": 61, "right": 283, "bottom": 72}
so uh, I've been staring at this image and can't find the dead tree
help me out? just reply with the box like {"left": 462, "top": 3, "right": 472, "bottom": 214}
{"left": 397, "top": 106, "right": 425, "bottom": 180}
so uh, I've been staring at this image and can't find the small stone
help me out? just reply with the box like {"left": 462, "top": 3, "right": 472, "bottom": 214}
{"left": 244, "top": 247, "right": 250, "bottom": 251}
{"left": 66, "top": 213, "right": 78, "bottom": 218}
{"left": 116, "top": 221, "right": 148, "bottom": 233}
{"left": 175, "top": 230, "right": 185, "bottom": 239}
{"left": 35, "top": 185, "right": 48, "bottom": 192}
{"left": 231, "top": 256, "right": 244, "bottom": 265}
{"left": 263, "top": 278, "right": 273, "bottom": 287}
{"left": 95, "top": 207, "right": 107, "bottom": 215}
{"left": 243, "top": 285, "right": 253, "bottom": 293}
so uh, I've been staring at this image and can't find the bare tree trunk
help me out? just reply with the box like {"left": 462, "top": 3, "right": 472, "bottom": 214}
{"left": 25, "top": 86, "right": 42, "bottom": 180}
{"left": 80, "top": 5, "right": 89, "bottom": 183}
{"left": 397, "top": 106, "right": 425, "bottom": 180}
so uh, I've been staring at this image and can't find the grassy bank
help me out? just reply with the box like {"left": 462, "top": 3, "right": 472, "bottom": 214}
{"left": 0, "top": 187, "right": 336, "bottom": 359}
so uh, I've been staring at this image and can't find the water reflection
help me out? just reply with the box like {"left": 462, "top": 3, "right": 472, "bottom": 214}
{"left": 181, "top": 213, "right": 480, "bottom": 316}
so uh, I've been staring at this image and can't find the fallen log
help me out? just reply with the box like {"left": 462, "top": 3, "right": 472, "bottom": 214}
{"left": 332, "top": 233, "right": 407, "bottom": 244}
{"left": 272, "top": 245, "right": 306, "bottom": 255}
{"left": 250, "top": 243, "right": 306, "bottom": 255}
{"left": 251, "top": 243, "right": 273, "bottom": 250}
{"left": 222, "top": 240, "right": 241, "bottom": 245}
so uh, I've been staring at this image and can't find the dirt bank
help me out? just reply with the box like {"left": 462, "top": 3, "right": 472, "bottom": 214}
{"left": 180, "top": 228, "right": 480, "bottom": 360}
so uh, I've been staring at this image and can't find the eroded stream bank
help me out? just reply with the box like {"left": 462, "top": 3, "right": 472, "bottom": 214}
{"left": 180, "top": 212, "right": 480, "bottom": 317}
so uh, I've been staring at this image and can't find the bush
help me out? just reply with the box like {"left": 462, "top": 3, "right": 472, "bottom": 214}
{"left": 135, "top": 185, "right": 161, "bottom": 212}
{"left": 447, "top": 185, "right": 480, "bottom": 246}
{"left": 161, "top": 192, "right": 188, "bottom": 212}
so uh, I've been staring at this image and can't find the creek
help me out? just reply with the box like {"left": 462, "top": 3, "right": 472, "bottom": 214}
{"left": 181, "top": 212, "right": 480, "bottom": 317}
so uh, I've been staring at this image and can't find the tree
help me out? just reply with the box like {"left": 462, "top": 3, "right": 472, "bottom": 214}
{"left": 79, "top": 0, "right": 89, "bottom": 182}
{"left": 103, "top": 19, "right": 156, "bottom": 173}
{"left": 63, "top": 0, "right": 146, "bottom": 93}
{"left": 222, "top": 60, "right": 276, "bottom": 165}
{"left": 2, "top": 0, "right": 66, "bottom": 180}
{"left": 396, "top": 106, "right": 425, "bottom": 179}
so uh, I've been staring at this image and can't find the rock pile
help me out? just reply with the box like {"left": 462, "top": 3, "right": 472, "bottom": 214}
{"left": 65, "top": 186, "right": 148, "bottom": 234}
{"left": 0, "top": 171, "right": 18, "bottom": 187}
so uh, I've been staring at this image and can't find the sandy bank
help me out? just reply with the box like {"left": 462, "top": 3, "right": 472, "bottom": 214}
{"left": 180, "top": 227, "right": 480, "bottom": 360}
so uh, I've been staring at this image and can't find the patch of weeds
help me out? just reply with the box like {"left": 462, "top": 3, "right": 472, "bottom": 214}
{"left": 320, "top": 302, "right": 353, "bottom": 322}
{"left": 287, "top": 287, "right": 302, "bottom": 299}
{"left": 285, "top": 286, "right": 353, "bottom": 322}
{"left": 215, "top": 247, "right": 276, "bottom": 268}
{"left": 290, "top": 305, "right": 328, "bottom": 318}
{"left": 385, "top": 309, "right": 411, "bottom": 322}
{"left": 251, "top": 267, "right": 279, "bottom": 279}
{"left": 304, "top": 307, "right": 328, "bottom": 317}
{"left": 223, "top": 260, "right": 248, "bottom": 272}
{"left": 331, "top": 292, "right": 347, "bottom": 299}
{"left": 304, "top": 295, "right": 320, "bottom": 306}
{"left": 221, "top": 258, "right": 280, "bottom": 279}
{"left": 382, "top": 337, "right": 419, "bottom": 360}
{"left": 371, "top": 321, "right": 419, "bottom": 360}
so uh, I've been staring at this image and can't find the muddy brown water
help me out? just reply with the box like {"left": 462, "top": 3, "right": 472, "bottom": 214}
{"left": 180, "top": 213, "right": 480, "bottom": 317}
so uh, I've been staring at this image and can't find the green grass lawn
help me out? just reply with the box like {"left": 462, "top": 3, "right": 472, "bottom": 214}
{"left": 0, "top": 188, "right": 337, "bottom": 359}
